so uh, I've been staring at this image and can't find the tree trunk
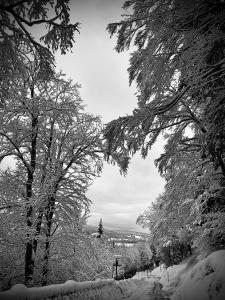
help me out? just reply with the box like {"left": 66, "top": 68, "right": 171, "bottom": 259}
{"left": 24, "top": 109, "right": 38, "bottom": 286}
{"left": 33, "top": 119, "right": 54, "bottom": 256}
{"left": 25, "top": 241, "right": 34, "bottom": 287}
{"left": 33, "top": 210, "right": 43, "bottom": 255}
{"left": 24, "top": 171, "right": 34, "bottom": 287}
{"left": 41, "top": 235, "right": 51, "bottom": 286}
{"left": 41, "top": 195, "right": 56, "bottom": 286}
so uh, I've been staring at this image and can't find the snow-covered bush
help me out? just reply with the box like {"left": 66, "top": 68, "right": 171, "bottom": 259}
{"left": 42, "top": 232, "right": 114, "bottom": 284}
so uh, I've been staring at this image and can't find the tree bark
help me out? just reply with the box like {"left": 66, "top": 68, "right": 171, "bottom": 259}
{"left": 33, "top": 210, "right": 44, "bottom": 255}
{"left": 24, "top": 108, "right": 38, "bottom": 286}
{"left": 25, "top": 170, "right": 35, "bottom": 287}
{"left": 24, "top": 172, "right": 34, "bottom": 287}
{"left": 33, "top": 120, "right": 54, "bottom": 256}
{"left": 41, "top": 194, "right": 56, "bottom": 286}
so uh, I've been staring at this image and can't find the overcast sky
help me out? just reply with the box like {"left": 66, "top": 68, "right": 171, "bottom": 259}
{"left": 55, "top": 0, "right": 165, "bottom": 232}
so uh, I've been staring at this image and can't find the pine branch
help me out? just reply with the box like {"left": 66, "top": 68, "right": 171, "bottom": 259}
{"left": 155, "top": 87, "right": 190, "bottom": 115}
{"left": 181, "top": 100, "right": 207, "bottom": 133}
{"left": 0, "top": 0, "right": 29, "bottom": 10}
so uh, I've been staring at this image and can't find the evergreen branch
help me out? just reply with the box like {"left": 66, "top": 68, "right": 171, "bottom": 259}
{"left": 13, "top": 13, "right": 50, "bottom": 58}
{"left": 13, "top": 13, "right": 61, "bottom": 27}
{"left": 148, "top": 118, "right": 192, "bottom": 133}
{"left": 150, "top": 86, "right": 190, "bottom": 115}
{"left": 181, "top": 100, "right": 207, "bottom": 133}
{"left": 0, "top": 0, "right": 29, "bottom": 10}
{"left": 1, "top": 3, "right": 62, "bottom": 27}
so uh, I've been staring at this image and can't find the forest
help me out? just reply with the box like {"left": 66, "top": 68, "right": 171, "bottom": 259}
{"left": 0, "top": 0, "right": 225, "bottom": 295}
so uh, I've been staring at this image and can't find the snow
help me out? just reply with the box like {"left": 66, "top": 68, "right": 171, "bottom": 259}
{"left": 150, "top": 250, "right": 225, "bottom": 300}
{"left": 134, "top": 235, "right": 142, "bottom": 239}
{"left": 0, "top": 279, "right": 116, "bottom": 300}
{"left": 1, "top": 250, "right": 224, "bottom": 300}
{"left": 115, "top": 242, "right": 133, "bottom": 247}
{"left": 123, "top": 279, "right": 156, "bottom": 300}
{"left": 171, "top": 250, "right": 225, "bottom": 300}
{"left": 151, "top": 263, "right": 187, "bottom": 288}
{"left": 0, "top": 278, "right": 155, "bottom": 300}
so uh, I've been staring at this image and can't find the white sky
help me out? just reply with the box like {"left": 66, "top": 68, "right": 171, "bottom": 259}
{"left": 55, "top": 0, "right": 165, "bottom": 232}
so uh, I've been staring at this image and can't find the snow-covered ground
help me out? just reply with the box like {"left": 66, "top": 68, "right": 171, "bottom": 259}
{"left": 122, "top": 279, "right": 160, "bottom": 300}
{"left": 150, "top": 250, "right": 225, "bottom": 300}
{"left": 0, "top": 277, "right": 160, "bottom": 300}
{"left": 151, "top": 262, "right": 187, "bottom": 287}
{"left": 1, "top": 250, "right": 224, "bottom": 300}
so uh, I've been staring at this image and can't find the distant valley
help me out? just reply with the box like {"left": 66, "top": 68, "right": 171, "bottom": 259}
{"left": 84, "top": 224, "right": 150, "bottom": 243}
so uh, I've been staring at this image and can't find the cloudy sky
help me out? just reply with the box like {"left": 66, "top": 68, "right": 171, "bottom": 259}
{"left": 54, "top": 0, "right": 166, "bottom": 232}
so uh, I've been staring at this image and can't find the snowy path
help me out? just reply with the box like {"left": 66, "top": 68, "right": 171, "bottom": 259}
{"left": 117, "top": 278, "right": 168, "bottom": 300}
{"left": 126, "top": 281, "right": 159, "bottom": 300}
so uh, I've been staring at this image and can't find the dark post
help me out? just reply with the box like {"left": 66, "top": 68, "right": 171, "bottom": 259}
{"left": 115, "top": 258, "right": 118, "bottom": 280}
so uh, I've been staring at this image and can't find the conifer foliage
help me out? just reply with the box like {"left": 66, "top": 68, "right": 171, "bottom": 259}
{"left": 97, "top": 218, "right": 104, "bottom": 237}
{"left": 105, "top": 0, "right": 225, "bottom": 252}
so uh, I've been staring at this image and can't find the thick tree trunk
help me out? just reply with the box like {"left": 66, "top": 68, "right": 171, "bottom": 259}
{"left": 24, "top": 109, "right": 38, "bottom": 286}
{"left": 25, "top": 241, "right": 34, "bottom": 286}
{"left": 25, "top": 178, "right": 34, "bottom": 286}
{"left": 25, "top": 172, "right": 34, "bottom": 286}
{"left": 33, "top": 120, "right": 54, "bottom": 256}
{"left": 41, "top": 236, "right": 51, "bottom": 286}
{"left": 41, "top": 195, "right": 56, "bottom": 286}
{"left": 33, "top": 210, "right": 43, "bottom": 255}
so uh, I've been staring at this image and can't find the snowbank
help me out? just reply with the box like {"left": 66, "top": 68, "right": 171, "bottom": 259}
{"left": 0, "top": 279, "right": 116, "bottom": 300}
{"left": 150, "top": 250, "right": 225, "bottom": 300}
{"left": 151, "top": 263, "right": 186, "bottom": 288}
{"left": 0, "top": 278, "right": 143, "bottom": 300}
{"left": 171, "top": 250, "right": 225, "bottom": 300}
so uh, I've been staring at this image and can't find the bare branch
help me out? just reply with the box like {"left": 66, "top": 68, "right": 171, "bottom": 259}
{"left": 0, "top": 132, "right": 30, "bottom": 171}
{"left": 0, "top": 204, "right": 21, "bottom": 210}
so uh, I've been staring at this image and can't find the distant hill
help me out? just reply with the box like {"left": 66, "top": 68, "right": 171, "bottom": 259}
{"left": 83, "top": 224, "right": 150, "bottom": 241}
